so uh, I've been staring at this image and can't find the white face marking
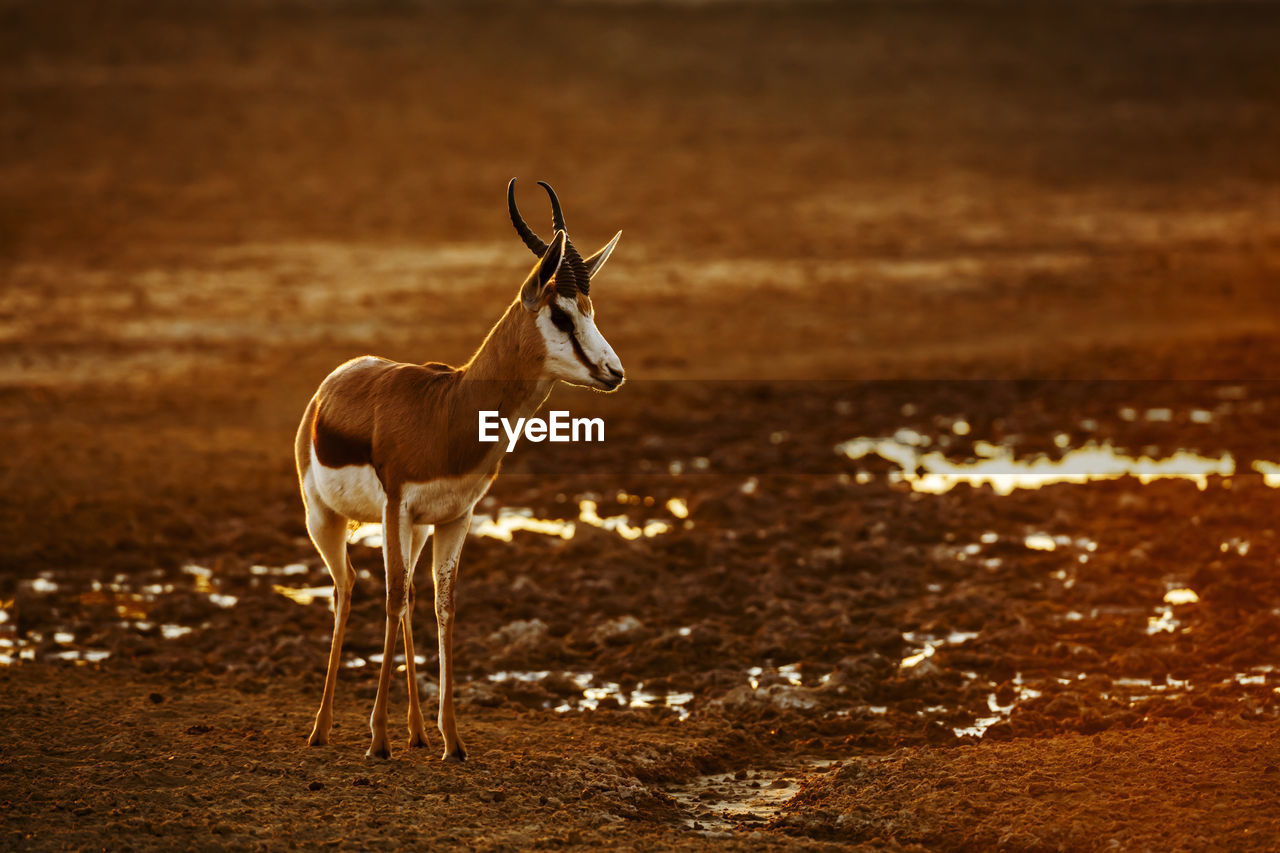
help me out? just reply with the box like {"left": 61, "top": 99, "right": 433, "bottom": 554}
{"left": 535, "top": 295, "right": 624, "bottom": 390}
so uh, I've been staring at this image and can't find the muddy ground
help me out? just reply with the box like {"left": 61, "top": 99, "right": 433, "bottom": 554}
{"left": 2, "top": 1, "right": 1280, "bottom": 850}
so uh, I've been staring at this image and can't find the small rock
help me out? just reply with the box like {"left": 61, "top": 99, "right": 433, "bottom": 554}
{"left": 308, "top": 781, "right": 324, "bottom": 791}
{"left": 459, "top": 681, "right": 506, "bottom": 708}
{"left": 185, "top": 724, "right": 212, "bottom": 735}
{"left": 148, "top": 692, "right": 165, "bottom": 704}
{"left": 488, "top": 618, "right": 548, "bottom": 649}
{"left": 591, "top": 615, "right": 644, "bottom": 646}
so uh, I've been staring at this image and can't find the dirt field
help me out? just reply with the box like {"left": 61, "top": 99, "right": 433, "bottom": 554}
{"left": 3, "top": 1, "right": 1280, "bottom": 849}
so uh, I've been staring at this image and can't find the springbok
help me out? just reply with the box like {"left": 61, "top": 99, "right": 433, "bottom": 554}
{"left": 295, "top": 180, "right": 624, "bottom": 760}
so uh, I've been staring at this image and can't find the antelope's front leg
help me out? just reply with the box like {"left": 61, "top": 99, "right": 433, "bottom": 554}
{"left": 367, "top": 498, "right": 411, "bottom": 760}
{"left": 431, "top": 512, "right": 471, "bottom": 762}
{"left": 402, "top": 524, "right": 432, "bottom": 749}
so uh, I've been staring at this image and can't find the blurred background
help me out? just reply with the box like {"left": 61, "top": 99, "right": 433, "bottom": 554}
{"left": 3, "top": 0, "right": 1278, "bottom": 572}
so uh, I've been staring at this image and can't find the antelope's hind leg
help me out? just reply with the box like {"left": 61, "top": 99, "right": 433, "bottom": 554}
{"left": 305, "top": 505, "right": 357, "bottom": 747}
{"left": 402, "top": 524, "right": 432, "bottom": 749}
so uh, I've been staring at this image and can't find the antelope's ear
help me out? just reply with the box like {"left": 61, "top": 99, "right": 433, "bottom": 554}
{"left": 583, "top": 230, "right": 622, "bottom": 279}
{"left": 520, "top": 230, "right": 567, "bottom": 312}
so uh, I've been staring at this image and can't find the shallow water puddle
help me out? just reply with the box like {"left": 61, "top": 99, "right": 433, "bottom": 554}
{"left": 483, "top": 669, "right": 694, "bottom": 719}
{"left": 0, "top": 640, "right": 35, "bottom": 665}
{"left": 952, "top": 673, "right": 1043, "bottom": 738}
{"left": 1252, "top": 460, "right": 1280, "bottom": 487}
{"left": 1108, "top": 676, "right": 1191, "bottom": 700}
{"left": 287, "top": 497, "right": 689, "bottom": 608}
{"left": 899, "top": 630, "right": 979, "bottom": 669}
{"left": 1220, "top": 537, "right": 1251, "bottom": 556}
{"left": 1, "top": 566, "right": 243, "bottom": 665}
{"left": 8, "top": 492, "right": 691, "bottom": 664}
{"left": 669, "top": 759, "right": 838, "bottom": 833}
{"left": 469, "top": 510, "right": 575, "bottom": 542}
{"left": 348, "top": 495, "right": 690, "bottom": 548}
{"left": 1148, "top": 585, "right": 1201, "bottom": 635}
{"left": 837, "top": 436, "right": 1240, "bottom": 494}
{"left": 1100, "top": 669, "right": 1272, "bottom": 700}
{"left": 272, "top": 585, "right": 335, "bottom": 606}
{"left": 181, "top": 565, "right": 238, "bottom": 609}
{"left": 251, "top": 563, "right": 309, "bottom": 577}
{"left": 561, "top": 679, "right": 693, "bottom": 718}
{"left": 1047, "top": 594, "right": 1199, "bottom": 635}
{"left": 748, "top": 663, "right": 803, "bottom": 689}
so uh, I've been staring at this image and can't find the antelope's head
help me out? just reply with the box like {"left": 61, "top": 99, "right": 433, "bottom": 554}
{"left": 509, "top": 178, "right": 625, "bottom": 392}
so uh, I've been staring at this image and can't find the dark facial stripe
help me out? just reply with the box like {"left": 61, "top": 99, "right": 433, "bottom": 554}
{"left": 548, "top": 300, "right": 599, "bottom": 374}
{"left": 568, "top": 329, "right": 597, "bottom": 374}
{"left": 548, "top": 301, "right": 575, "bottom": 334}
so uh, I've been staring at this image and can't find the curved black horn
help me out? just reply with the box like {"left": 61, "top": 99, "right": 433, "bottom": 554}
{"left": 538, "top": 181, "right": 592, "bottom": 295}
{"left": 564, "top": 241, "right": 592, "bottom": 296}
{"left": 537, "top": 181, "right": 567, "bottom": 234}
{"left": 508, "top": 178, "right": 547, "bottom": 256}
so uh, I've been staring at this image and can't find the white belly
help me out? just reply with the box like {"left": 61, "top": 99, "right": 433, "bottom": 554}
{"left": 306, "top": 446, "right": 493, "bottom": 524}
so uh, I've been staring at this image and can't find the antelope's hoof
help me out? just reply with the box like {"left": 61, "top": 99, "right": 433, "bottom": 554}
{"left": 306, "top": 730, "right": 329, "bottom": 747}
{"left": 407, "top": 732, "right": 431, "bottom": 749}
{"left": 442, "top": 743, "right": 467, "bottom": 763}
{"left": 366, "top": 742, "right": 392, "bottom": 760}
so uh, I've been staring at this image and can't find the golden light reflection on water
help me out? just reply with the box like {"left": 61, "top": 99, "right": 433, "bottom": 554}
{"left": 1252, "top": 460, "right": 1280, "bottom": 487}
{"left": 1163, "top": 588, "right": 1200, "bottom": 605}
{"left": 1023, "top": 533, "right": 1057, "bottom": 552}
{"left": 471, "top": 510, "right": 575, "bottom": 542}
{"left": 349, "top": 497, "right": 686, "bottom": 548}
{"left": 270, "top": 585, "right": 335, "bottom": 606}
{"left": 183, "top": 564, "right": 214, "bottom": 594}
{"left": 281, "top": 498, "right": 688, "bottom": 605}
{"left": 578, "top": 500, "right": 672, "bottom": 541}
{"left": 837, "top": 437, "right": 1238, "bottom": 495}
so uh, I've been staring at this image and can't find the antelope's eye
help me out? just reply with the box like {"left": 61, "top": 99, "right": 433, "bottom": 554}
{"left": 548, "top": 302, "right": 575, "bottom": 335}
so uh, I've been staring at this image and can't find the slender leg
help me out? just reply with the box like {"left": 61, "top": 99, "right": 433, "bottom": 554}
{"left": 367, "top": 497, "right": 409, "bottom": 760}
{"left": 305, "top": 503, "right": 356, "bottom": 747}
{"left": 403, "top": 524, "right": 432, "bottom": 748}
{"left": 432, "top": 512, "right": 471, "bottom": 762}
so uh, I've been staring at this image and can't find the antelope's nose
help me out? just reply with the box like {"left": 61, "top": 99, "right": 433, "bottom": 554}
{"left": 599, "top": 363, "right": 625, "bottom": 391}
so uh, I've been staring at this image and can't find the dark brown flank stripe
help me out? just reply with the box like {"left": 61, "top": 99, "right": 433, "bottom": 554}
{"left": 313, "top": 409, "right": 373, "bottom": 468}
